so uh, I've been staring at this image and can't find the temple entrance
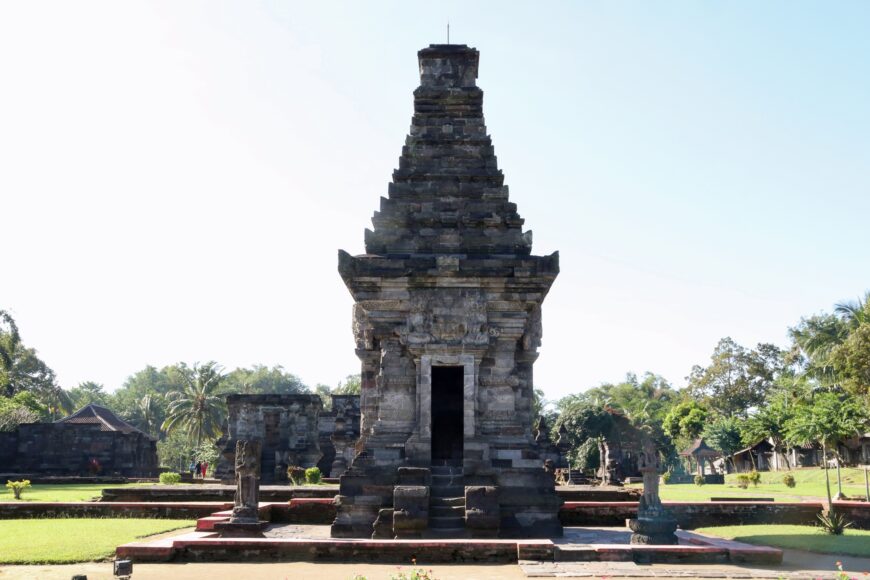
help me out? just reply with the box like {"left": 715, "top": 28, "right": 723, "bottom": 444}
{"left": 431, "top": 366, "right": 464, "bottom": 465}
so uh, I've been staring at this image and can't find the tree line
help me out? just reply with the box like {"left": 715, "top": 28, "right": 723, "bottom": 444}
{"left": 547, "top": 293, "right": 870, "bottom": 485}
{"left": 0, "top": 310, "right": 360, "bottom": 469}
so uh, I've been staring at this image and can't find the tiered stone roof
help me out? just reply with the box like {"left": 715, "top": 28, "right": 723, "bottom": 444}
{"left": 364, "top": 44, "right": 532, "bottom": 257}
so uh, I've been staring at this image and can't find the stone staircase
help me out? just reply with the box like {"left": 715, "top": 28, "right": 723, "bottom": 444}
{"left": 428, "top": 465, "right": 465, "bottom": 536}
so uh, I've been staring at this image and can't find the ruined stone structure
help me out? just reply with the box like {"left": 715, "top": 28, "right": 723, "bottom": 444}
{"left": 215, "top": 394, "right": 322, "bottom": 484}
{"left": 332, "top": 44, "right": 561, "bottom": 539}
{"left": 317, "top": 395, "right": 361, "bottom": 478}
{"left": 0, "top": 404, "right": 158, "bottom": 478}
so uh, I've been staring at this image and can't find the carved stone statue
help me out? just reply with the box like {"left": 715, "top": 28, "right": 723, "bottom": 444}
{"left": 628, "top": 437, "right": 677, "bottom": 544}
{"left": 215, "top": 439, "right": 267, "bottom": 537}
{"left": 232, "top": 439, "right": 261, "bottom": 521}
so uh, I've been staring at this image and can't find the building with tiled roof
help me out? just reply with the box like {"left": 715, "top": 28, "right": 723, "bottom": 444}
{"left": 0, "top": 404, "right": 158, "bottom": 478}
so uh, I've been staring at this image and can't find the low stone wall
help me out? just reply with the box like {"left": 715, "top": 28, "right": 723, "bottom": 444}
{"left": 101, "top": 485, "right": 337, "bottom": 503}
{"left": 266, "top": 498, "right": 337, "bottom": 525}
{"left": 0, "top": 502, "right": 230, "bottom": 520}
{"left": 832, "top": 501, "right": 870, "bottom": 529}
{"left": 556, "top": 486, "right": 641, "bottom": 502}
{"left": 558, "top": 501, "right": 827, "bottom": 529}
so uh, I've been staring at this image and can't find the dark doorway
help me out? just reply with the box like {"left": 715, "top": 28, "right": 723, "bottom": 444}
{"left": 431, "top": 366, "right": 464, "bottom": 464}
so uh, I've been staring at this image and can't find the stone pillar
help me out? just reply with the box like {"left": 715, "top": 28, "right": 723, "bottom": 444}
{"left": 628, "top": 438, "right": 677, "bottom": 545}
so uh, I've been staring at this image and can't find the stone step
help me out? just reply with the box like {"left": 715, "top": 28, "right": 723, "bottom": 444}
{"left": 429, "top": 465, "right": 463, "bottom": 476}
{"left": 429, "top": 516, "right": 465, "bottom": 529}
{"left": 429, "top": 485, "right": 464, "bottom": 498}
{"left": 429, "top": 496, "right": 465, "bottom": 507}
{"left": 429, "top": 505, "right": 464, "bottom": 518}
{"left": 431, "top": 474, "right": 464, "bottom": 486}
{"left": 426, "top": 527, "right": 467, "bottom": 538}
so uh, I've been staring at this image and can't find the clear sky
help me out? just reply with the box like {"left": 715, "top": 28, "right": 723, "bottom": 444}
{"left": 2, "top": 2, "right": 868, "bottom": 402}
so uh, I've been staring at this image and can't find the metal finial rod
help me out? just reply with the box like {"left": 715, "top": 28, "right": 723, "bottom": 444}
{"left": 447, "top": 21, "right": 450, "bottom": 44}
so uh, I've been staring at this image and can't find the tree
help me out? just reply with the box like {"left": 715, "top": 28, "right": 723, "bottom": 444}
{"left": 335, "top": 374, "right": 361, "bottom": 395}
{"left": 702, "top": 416, "right": 744, "bottom": 472}
{"left": 110, "top": 365, "right": 178, "bottom": 435}
{"left": 0, "top": 395, "right": 39, "bottom": 431}
{"left": 221, "top": 365, "right": 308, "bottom": 395}
{"left": 0, "top": 310, "right": 58, "bottom": 399}
{"left": 552, "top": 401, "right": 615, "bottom": 469}
{"left": 687, "top": 338, "right": 784, "bottom": 417}
{"left": 784, "top": 392, "right": 868, "bottom": 505}
{"left": 741, "top": 394, "right": 794, "bottom": 470}
{"left": 161, "top": 362, "right": 226, "bottom": 448}
{"left": 68, "top": 381, "right": 109, "bottom": 408}
{"left": 564, "top": 373, "right": 678, "bottom": 425}
{"left": 133, "top": 394, "right": 161, "bottom": 437}
{"left": 789, "top": 292, "right": 870, "bottom": 398}
{"left": 662, "top": 401, "right": 709, "bottom": 444}
{"left": 157, "top": 428, "right": 197, "bottom": 472}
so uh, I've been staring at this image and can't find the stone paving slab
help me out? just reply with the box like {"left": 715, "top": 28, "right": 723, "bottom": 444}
{"left": 520, "top": 561, "right": 816, "bottom": 578}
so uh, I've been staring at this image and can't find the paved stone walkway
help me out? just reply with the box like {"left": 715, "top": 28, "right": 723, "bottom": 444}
{"left": 521, "top": 546, "right": 870, "bottom": 578}
{"left": 0, "top": 562, "right": 524, "bottom": 579}
{"left": 2, "top": 550, "right": 870, "bottom": 580}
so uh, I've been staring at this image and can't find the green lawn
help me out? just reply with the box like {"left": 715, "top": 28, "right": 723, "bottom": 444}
{"left": 0, "top": 518, "right": 194, "bottom": 564}
{"left": 697, "top": 524, "right": 870, "bottom": 558}
{"left": 628, "top": 468, "right": 870, "bottom": 502}
{"left": 0, "top": 483, "right": 145, "bottom": 502}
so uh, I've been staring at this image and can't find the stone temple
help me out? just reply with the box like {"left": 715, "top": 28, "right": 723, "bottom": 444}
{"left": 332, "top": 44, "right": 561, "bottom": 538}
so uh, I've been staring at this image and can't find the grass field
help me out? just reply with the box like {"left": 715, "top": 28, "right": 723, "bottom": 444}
{"left": 627, "top": 467, "right": 870, "bottom": 502}
{"left": 0, "top": 483, "right": 144, "bottom": 502}
{"left": 0, "top": 518, "right": 194, "bottom": 564}
{"left": 697, "top": 524, "right": 870, "bottom": 558}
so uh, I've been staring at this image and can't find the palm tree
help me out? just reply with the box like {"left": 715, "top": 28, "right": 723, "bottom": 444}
{"left": 137, "top": 394, "right": 160, "bottom": 436}
{"left": 42, "top": 385, "right": 74, "bottom": 420}
{"left": 161, "top": 362, "right": 226, "bottom": 447}
{"left": 834, "top": 292, "right": 870, "bottom": 329}
{"left": 784, "top": 392, "right": 867, "bottom": 506}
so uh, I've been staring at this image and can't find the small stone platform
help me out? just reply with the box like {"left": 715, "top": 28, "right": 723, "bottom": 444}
{"left": 117, "top": 512, "right": 782, "bottom": 565}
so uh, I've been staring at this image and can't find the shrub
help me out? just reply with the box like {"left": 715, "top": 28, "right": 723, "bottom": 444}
{"left": 287, "top": 466, "right": 305, "bottom": 486}
{"left": 693, "top": 474, "right": 705, "bottom": 486}
{"left": 159, "top": 472, "right": 182, "bottom": 485}
{"left": 748, "top": 470, "right": 761, "bottom": 487}
{"left": 661, "top": 471, "right": 671, "bottom": 485}
{"left": 736, "top": 474, "right": 751, "bottom": 489}
{"left": 782, "top": 473, "right": 796, "bottom": 488}
{"left": 5, "top": 479, "right": 31, "bottom": 500}
{"left": 817, "top": 508, "right": 853, "bottom": 535}
{"left": 305, "top": 467, "right": 322, "bottom": 485}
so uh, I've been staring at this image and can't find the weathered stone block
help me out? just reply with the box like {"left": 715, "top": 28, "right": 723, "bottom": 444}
{"left": 465, "top": 485, "right": 499, "bottom": 537}
{"left": 392, "top": 485, "right": 429, "bottom": 538}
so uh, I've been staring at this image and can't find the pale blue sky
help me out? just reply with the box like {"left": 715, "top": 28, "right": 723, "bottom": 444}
{"left": 1, "top": 2, "right": 868, "bottom": 401}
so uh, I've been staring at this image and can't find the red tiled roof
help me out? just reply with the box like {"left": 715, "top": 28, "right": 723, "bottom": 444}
{"left": 56, "top": 404, "right": 150, "bottom": 437}
{"left": 679, "top": 438, "right": 721, "bottom": 457}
